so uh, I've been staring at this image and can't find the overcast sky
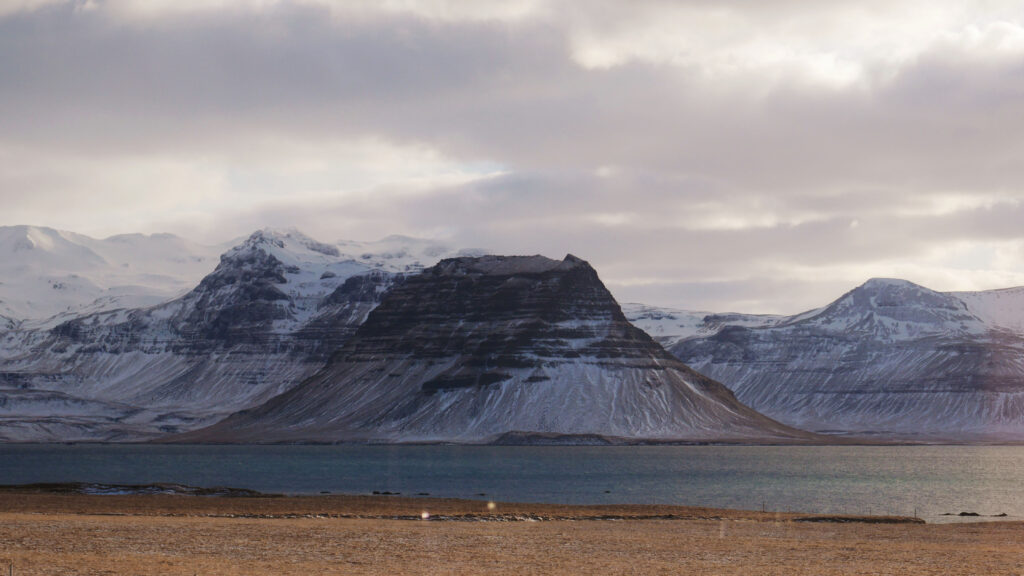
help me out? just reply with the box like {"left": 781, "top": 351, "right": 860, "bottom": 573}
{"left": 4, "top": 0, "right": 1024, "bottom": 313}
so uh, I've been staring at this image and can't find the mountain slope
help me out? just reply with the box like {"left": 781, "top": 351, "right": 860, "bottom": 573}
{"left": 669, "top": 278, "right": 1024, "bottom": 441}
{"left": 952, "top": 286, "right": 1024, "bottom": 334}
{"left": 622, "top": 303, "right": 786, "bottom": 348}
{"left": 185, "top": 255, "right": 811, "bottom": 444}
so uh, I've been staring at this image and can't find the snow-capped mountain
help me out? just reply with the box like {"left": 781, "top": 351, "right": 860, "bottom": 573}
{"left": 0, "top": 229, "right": 480, "bottom": 441}
{"left": 183, "top": 255, "right": 812, "bottom": 444}
{"left": 8, "top": 223, "right": 1024, "bottom": 444}
{"left": 0, "top": 225, "right": 226, "bottom": 324}
{"left": 622, "top": 303, "right": 786, "bottom": 348}
{"left": 668, "top": 278, "right": 1024, "bottom": 442}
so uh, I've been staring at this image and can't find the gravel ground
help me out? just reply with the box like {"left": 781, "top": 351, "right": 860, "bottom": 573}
{"left": 0, "top": 493, "right": 1021, "bottom": 575}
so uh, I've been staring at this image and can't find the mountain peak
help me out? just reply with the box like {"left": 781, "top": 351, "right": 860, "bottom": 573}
{"left": 843, "top": 278, "right": 954, "bottom": 308}
{"left": 225, "top": 229, "right": 343, "bottom": 264}
{"left": 242, "top": 229, "right": 286, "bottom": 249}
{"left": 0, "top": 225, "right": 82, "bottom": 253}
{"left": 844, "top": 277, "right": 960, "bottom": 310}
{"left": 433, "top": 254, "right": 584, "bottom": 277}
{"left": 786, "top": 276, "right": 984, "bottom": 339}
{"left": 858, "top": 277, "right": 920, "bottom": 290}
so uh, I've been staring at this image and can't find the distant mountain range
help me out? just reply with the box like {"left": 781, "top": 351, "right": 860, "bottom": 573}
{"left": 0, "top": 227, "right": 479, "bottom": 441}
{"left": 2, "top": 225, "right": 1024, "bottom": 443}
{"left": 0, "top": 225, "right": 226, "bottom": 324}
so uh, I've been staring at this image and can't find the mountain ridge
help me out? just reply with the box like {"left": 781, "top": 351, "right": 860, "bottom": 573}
{"left": 4, "top": 224, "right": 1024, "bottom": 443}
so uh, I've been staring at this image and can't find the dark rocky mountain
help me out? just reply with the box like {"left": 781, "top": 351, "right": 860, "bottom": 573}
{"left": 185, "top": 255, "right": 812, "bottom": 444}
{"left": 668, "top": 278, "right": 1024, "bottom": 441}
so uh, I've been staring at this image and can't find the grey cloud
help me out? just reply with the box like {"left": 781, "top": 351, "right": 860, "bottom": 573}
{"left": 5, "top": 3, "right": 1024, "bottom": 193}
{"left": 214, "top": 170, "right": 1009, "bottom": 311}
{"left": 610, "top": 277, "right": 857, "bottom": 317}
{"left": 6, "top": 3, "right": 1019, "bottom": 188}
{"left": 3, "top": 2, "right": 1024, "bottom": 312}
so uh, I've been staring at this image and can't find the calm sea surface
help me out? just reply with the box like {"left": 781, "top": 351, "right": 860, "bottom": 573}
{"left": 1, "top": 444, "right": 1022, "bottom": 523}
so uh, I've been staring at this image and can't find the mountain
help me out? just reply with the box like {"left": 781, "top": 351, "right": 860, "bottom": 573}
{"left": 0, "top": 225, "right": 226, "bottom": 324}
{"left": 622, "top": 303, "right": 786, "bottom": 348}
{"left": 183, "top": 255, "right": 811, "bottom": 444}
{"left": 668, "top": 278, "right": 1024, "bottom": 442}
{"left": 13, "top": 224, "right": 1024, "bottom": 444}
{"left": 0, "top": 229, "right": 479, "bottom": 441}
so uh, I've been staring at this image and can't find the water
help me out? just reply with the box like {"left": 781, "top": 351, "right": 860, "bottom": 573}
{"left": 1, "top": 444, "right": 1021, "bottom": 523}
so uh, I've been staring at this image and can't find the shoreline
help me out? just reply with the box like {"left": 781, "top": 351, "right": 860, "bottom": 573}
{"left": 0, "top": 484, "right": 925, "bottom": 524}
{"left": 2, "top": 482, "right": 1018, "bottom": 524}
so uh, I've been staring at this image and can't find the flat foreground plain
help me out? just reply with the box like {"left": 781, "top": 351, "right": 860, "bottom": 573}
{"left": 1, "top": 493, "right": 1022, "bottom": 575}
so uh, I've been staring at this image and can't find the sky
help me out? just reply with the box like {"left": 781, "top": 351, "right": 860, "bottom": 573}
{"left": 3, "top": 0, "right": 1024, "bottom": 313}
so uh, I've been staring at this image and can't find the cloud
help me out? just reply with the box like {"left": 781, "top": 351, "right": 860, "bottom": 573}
{"left": 562, "top": 2, "right": 1024, "bottom": 83}
{"left": 0, "top": 0, "right": 546, "bottom": 21}
{"left": 3, "top": 1, "right": 1024, "bottom": 312}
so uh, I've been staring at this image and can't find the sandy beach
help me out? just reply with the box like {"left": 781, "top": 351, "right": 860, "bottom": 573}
{"left": 0, "top": 489, "right": 1021, "bottom": 575}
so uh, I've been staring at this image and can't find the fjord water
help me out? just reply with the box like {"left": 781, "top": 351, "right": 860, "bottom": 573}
{"left": 1, "top": 444, "right": 1021, "bottom": 523}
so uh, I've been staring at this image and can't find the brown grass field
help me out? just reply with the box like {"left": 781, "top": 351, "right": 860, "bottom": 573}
{"left": 0, "top": 491, "right": 1022, "bottom": 575}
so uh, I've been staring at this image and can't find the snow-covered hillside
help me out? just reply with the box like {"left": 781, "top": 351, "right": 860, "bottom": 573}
{"left": 0, "top": 225, "right": 485, "bottom": 328}
{"left": 669, "top": 278, "right": 1024, "bottom": 442}
{"left": 953, "top": 286, "right": 1024, "bottom": 334}
{"left": 0, "top": 225, "right": 225, "bottom": 324}
{"left": 622, "top": 303, "right": 785, "bottom": 347}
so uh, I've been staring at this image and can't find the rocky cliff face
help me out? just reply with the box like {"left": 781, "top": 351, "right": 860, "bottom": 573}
{"left": 669, "top": 279, "right": 1024, "bottom": 441}
{"left": 0, "top": 230, "right": 468, "bottom": 442}
{"left": 187, "top": 255, "right": 810, "bottom": 444}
